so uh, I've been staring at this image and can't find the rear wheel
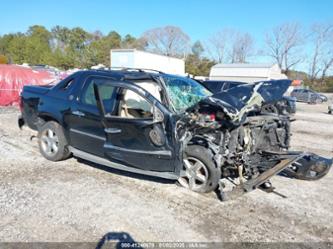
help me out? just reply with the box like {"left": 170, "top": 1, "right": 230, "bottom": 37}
{"left": 38, "top": 121, "right": 71, "bottom": 161}
{"left": 178, "top": 145, "right": 220, "bottom": 193}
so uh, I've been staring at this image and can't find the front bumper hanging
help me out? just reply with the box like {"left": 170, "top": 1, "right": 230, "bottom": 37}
{"left": 217, "top": 151, "right": 332, "bottom": 201}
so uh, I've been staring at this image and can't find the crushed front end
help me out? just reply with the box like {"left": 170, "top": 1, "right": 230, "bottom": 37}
{"left": 177, "top": 80, "right": 332, "bottom": 200}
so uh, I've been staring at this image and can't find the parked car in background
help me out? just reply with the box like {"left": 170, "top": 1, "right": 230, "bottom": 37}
{"left": 200, "top": 80, "right": 296, "bottom": 114}
{"left": 291, "top": 88, "right": 328, "bottom": 104}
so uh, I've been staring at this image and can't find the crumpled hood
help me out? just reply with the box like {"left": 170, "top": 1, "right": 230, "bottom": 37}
{"left": 199, "top": 80, "right": 291, "bottom": 123}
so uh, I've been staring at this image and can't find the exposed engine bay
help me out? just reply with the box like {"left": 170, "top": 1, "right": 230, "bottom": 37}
{"left": 177, "top": 80, "right": 332, "bottom": 200}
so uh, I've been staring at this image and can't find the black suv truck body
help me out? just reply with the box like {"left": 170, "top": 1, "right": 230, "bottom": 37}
{"left": 19, "top": 69, "right": 332, "bottom": 200}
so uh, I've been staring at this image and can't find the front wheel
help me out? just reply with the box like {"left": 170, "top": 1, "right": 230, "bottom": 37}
{"left": 178, "top": 145, "right": 221, "bottom": 193}
{"left": 38, "top": 121, "right": 71, "bottom": 161}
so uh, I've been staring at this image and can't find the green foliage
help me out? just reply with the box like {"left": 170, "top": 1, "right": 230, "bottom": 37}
{"left": 0, "top": 24, "right": 332, "bottom": 90}
{"left": 191, "top": 41, "right": 204, "bottom": 58}
{"left": 306, "top": 77, "right": 333, "bottom": 92}
{"left": 7, "top": 34, "right": 28, "bottom": 64}
{"left": 186, "top": 55, "right": 212, "bottom": 76}
{"left": 0, "top": 27, "right": 52, "bottom": 65}
{"left": 185, "top": 41, "right": 215, "bottom": 76}
{"left": 324, "top": 77, "right": 333, "bottom": 92}
{"left": 185, "top": 51, "right": 215, "bottom": 77}
{"left": 0, "top": 24, "right": 215, "bottom": 76}
{"left": 0, "top": 25, "right": 134, "bottom": 69}
{"left": 85, "top": 31, "right": 122, "bottom": 66}
{"left": 288, "top": 70, "right": 333, "bottom": 92}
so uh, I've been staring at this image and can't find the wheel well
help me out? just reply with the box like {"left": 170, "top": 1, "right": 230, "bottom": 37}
{"left": 37, "top": 115, "right": 60, "bottom": 129}
{"left": 39, "top": 115, "right": 58, "bottom": 123}
{"left": 189, "top": 136, "right": 209, "bottom": 148}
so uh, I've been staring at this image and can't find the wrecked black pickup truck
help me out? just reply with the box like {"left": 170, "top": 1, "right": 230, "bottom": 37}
{"left": 19, "top": 69, "right": 332, "bottom": 200}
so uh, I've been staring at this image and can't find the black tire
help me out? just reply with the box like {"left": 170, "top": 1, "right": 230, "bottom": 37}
{"left": 38, "top": 121, "right": 71, "bottom": 161}
{"left": 178, "top": 145, "right": 221, "bottom": 193}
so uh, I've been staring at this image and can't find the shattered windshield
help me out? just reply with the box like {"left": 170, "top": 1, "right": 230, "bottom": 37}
{"left": 162, "top": 75, "right": 212, "bottom": 112}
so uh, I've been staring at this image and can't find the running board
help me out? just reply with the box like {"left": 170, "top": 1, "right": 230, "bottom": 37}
{"left": 69, "top": 146, "right": 179, "bottom": 180}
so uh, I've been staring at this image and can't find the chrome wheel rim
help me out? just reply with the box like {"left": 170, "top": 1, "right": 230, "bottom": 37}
{"left": 178, "top": 157, "right": 209, "bottom": 191}
{"left": 40, "top": 129, "right": 59, "bottom": 156}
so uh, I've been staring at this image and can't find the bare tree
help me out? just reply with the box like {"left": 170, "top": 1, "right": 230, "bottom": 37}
{"left": 309, "top": 25, "right": 323, "bottom": 82}
{"left": 308, "top": 23, "right": 333, "bottom": 83}
{"left": 321, "top": 54, "right": 333, "bottom": 80}
{"left": 265, "top": 22, "right": 304, "bottom": 74}
{"left": 142, "top": 26, "right": 190, "bottom": 58}
{"left": 206, "top": 29, "right": 234, "bottom": 63}
{"left": 231, "top": 32, "right": 254, "bottom": 63}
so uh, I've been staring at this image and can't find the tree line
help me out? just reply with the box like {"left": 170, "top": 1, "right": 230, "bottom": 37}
{"left": 0, "top": 23, "right": 332, "bottom": 91}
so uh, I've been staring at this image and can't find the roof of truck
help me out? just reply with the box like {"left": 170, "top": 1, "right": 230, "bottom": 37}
{"left": 73, "top": 68, "right": 165, "bottom": 79}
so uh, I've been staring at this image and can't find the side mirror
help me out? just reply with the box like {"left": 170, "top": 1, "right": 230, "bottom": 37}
{"left": 153, "top": 105, "right": 164, "bottom": 123}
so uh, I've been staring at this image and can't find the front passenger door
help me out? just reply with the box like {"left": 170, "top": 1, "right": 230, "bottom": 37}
{"left": 67, "top": 76, "right": 117, "bottom": 157}
{"left": 94, "top": 81, "right": 178, "bottom": 173}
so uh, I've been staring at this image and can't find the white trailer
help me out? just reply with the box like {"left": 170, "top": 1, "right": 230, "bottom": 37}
{"left": 110, "top": 49, "right": 185, "bottom": 75}
{"left": 209, "top": 63, "right": 288, "bottom": 83}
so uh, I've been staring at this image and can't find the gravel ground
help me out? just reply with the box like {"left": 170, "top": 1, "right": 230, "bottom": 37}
{"left": 0, "top": 102, "right": 332, "bottom": 243}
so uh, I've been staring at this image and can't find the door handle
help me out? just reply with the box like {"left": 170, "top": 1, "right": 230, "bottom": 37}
{"left": 72, "top": 110, "right": 85, "bottom": 117}
{"left": 104, "top": 128, "right": 122, "bottom": 134}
